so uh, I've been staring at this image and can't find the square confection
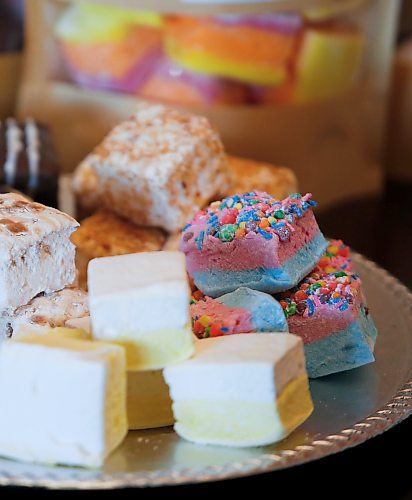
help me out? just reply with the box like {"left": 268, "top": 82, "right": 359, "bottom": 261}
{"left": 72, "top": 104, "right": 230, "bottom": 231}
{"left": 88, "top": 251, "right": 194, "bottom": 371}
{"left": 52, "top": 316, "right": 174, "bottom": 429}
{"left": 0, "top": 119, "right": 60, "bottom": 207}
{"left": 164, "top": 333, "right": 313, "bottom": 447}
{"left": 225, "top": 156, "right": 298, "bottom": 201}
{"left": 277, "top": 240, "right": 378, "bottom": 378}
{"left": 181, "top": 192, "right": 328, "bottom": 297}
{"left": 0, "top": 193, "right": 78, "bottom": 312}
{"left": 0, "top": 287, "right": 89, "bottom": 341}
{"left": 0, "top": 334, "right": 127, "bottom": 468}
{"left": 127, "top": 370, "right": 174, "bottom": 430}
{"left": 71, "top": 210, "right": 166, "bottom": 290}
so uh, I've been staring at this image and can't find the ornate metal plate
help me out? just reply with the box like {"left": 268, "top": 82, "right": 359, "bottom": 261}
{"left": 0, "top": 253, "right": 410, "bottom": 489}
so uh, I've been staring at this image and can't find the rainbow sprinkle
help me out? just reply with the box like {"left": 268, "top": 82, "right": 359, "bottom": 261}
{"left": 191, "top": 312, "right": 232, "bottom": 339}
{"left": 277, "top": 240, "right": 361, "bottom": 318}
{"left": 182, "top": 192, "right": 317, "bottom": 246}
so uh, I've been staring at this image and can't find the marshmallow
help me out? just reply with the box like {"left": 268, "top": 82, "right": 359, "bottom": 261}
{"left": 127, "top": 370, "right": 174, "bottom": 429}
{"left": 88, "top": 251, "right": 194, "bottom": 370}
{"left": 164, "top": 333, "right": 313, "bottom": 447}
{"left": 0, "top": 287, "right": 89, "bottom": 341}
{"left": 0, "top": 193, "right": 78, "bottom": 312}
{"left": 277, "top": 240, "right": 378, "bottom": 378}
{"left": 0, "top": 334, "right": 127, "bottom": 468}
{"left": 181, "top": 192, "right": 327, "bottom": 297}
{"left": 73, "top": 104, "right": 229, "bottom": 232}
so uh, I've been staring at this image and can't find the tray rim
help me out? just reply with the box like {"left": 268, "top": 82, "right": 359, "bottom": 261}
{"left": 0, "top": 252, "right": 410, "bottom": 489}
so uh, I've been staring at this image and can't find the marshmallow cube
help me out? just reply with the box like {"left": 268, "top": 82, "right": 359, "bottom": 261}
{"left": 164, "top": 334, "right": 313, "bottom": 447}
{"left": 88, "top": 251, "right": 194, "bottom": 370}
{"left": 0, "top": 334, "right": 127, "bottom": 468}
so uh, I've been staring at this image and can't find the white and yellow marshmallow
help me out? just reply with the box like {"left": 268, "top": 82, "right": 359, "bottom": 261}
{"left": 0, "top": 333, "right": 127, "bottom": 468}
{"left": 164, "top": 333, "right": 313, "bottom": 447}
{"left": 64, "top": 316, "right": 175, "bottom": 430}
{"left": 88, "top": 251, "right": 194, "bottom": 371}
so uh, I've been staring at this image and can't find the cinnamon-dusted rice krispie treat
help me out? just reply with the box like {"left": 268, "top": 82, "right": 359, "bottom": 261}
{"left": 226, "top": 156, "right": 298, "bottom": 200}
{"left": 73, "top": 104, "right": 230, "bottom": 231}
{"left": 71, "top": 210, "right": 166, "bottom": 289}
{"left": 0, "top": 288, "right": 89, "bottom": 341}
{"left": 0, "top": 193, "right": 78, "bottom": 312}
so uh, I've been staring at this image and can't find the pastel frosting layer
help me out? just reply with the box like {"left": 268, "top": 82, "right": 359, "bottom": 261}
{"left": 189, "top": 239, "right": 378, "bottom": 378}
{"left": 277, "top": 239, "right": 378, "bottom": 377}
{"left": 191, "top": 231, "right": 327, "bottom": 297}
{"left": 181, "top": 192, "right": 327, "bottom": 296}
{"left": 303, "top": 306, "right": 377, "bottom": 378}
{"left": 191, "top": 287, "right": 288, "bottom": 338}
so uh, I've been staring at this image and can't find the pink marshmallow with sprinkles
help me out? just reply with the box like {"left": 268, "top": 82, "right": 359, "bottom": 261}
{"left": 180, "top": 191, "right": 328, "bottom": 297}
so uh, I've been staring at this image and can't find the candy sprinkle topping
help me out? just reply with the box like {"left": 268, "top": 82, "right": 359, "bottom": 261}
{"left": 277, "top": 240, "right": 359, "bottom": 318}
{"left": 182, "top": 192, "right": 317, "bottom": 246}
{"left": 191, "top": 291, "right": 239, "bottom": 339}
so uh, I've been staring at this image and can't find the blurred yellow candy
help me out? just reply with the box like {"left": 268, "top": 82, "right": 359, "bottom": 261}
{"left": 56, "top": 1, "right": 162, "bottom": 44}
{"left": 79, "top": 1, "right": 162, "bottom": 27}
{"left": 294, "top": 28, "right": 364, "bottom": 103}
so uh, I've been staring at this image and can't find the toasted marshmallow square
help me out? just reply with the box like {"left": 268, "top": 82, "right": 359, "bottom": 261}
{"left": 0, "top": 194, "right": 78, "bottom": 312}
{"left": 0, "top": 334, "right": 127, "bottom": 468}
{"left": 0, "top": 287, "right": 89, "bottom": 341}
{"left": 88, "top": 251, "right": 194, "bottom": 370}
{"left": 164, "top": 333, "right": 313, "bottom": 447}
{"left": 73, "top": 104, "right": 229, "bottom": 232}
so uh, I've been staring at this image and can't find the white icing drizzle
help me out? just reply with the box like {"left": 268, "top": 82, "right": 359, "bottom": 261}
{"left": 25, "top": 118, "right": 40, "bottom": 190}
{"left": 3, "top": 118, "right": 23, "bottom": 186}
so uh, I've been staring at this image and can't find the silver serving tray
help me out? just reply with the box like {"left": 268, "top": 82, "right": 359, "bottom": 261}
{"left": 0, "top": 252, "right": 410, "bottom": 489}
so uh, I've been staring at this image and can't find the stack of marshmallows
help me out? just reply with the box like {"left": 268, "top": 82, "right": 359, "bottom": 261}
{"left": 0, "top": 105, "right": 314, "bottom": 469}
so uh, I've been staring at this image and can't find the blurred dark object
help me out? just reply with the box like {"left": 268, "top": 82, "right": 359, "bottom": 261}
{"left": 0, "top": 119, "right": 60, "bottom": 207}
{"left": 385, "top": 0, "right": 412, "bottom": 183}
{"left": 398, "top": 0, "right": 412, "bottom": 42}
{"left": 0, "top": 185, "right": 27, "bottom": 197}
{"left": 0, "top": 0, "right": 24, "bottom": 52}
{"left": 0, "top": 0, "right": 23, "bottom": 118}
{"left": 317, "top": 182, "right": 412, "bottom": 290}
{"left": 385, "top": 37, "right": 412, "bottom": 183}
